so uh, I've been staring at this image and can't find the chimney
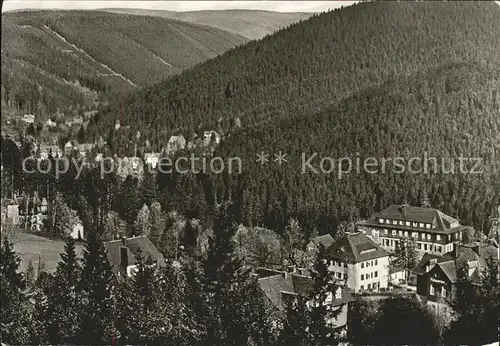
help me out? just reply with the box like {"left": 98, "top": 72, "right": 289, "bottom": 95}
{"left": 453, "top": 243, "right": 459, "bottom": 258}
{"left": 426, "top": 258, "right": 438, "bottom": 272}
{"left": 120, "top": 246, "right": 128, "bottom": 269}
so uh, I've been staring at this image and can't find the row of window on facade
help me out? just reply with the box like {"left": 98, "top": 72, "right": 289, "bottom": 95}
{"left": 429, "top": 284, "right": 448, "bottom": 298}
{"left": 360, "top": 281, "right": 380, "bottom": 291}
{"left": 360, "top": 259, "right": 378, "bottom": 268}
{"left": 382, "top": 238, "right": 455, "bottom": 253}
{"left": 378, "top": 218, "right": 435, "bottom": 229}
{"left": 382, "top": 228, "right": 459, "bottom": 242}
{"left": 361, "top": 271, "right": 378, "bottom": 281}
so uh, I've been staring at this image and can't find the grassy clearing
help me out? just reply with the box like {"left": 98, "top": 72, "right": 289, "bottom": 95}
{"left": 11, "top": 231, "right": 84, "bottom": 273}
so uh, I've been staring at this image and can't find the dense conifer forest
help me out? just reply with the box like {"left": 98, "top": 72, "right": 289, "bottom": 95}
{"left": 86, "top": 1, "right": 500, "bottom": 150}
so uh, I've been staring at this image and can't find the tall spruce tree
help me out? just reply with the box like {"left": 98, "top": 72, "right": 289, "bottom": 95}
{"left": 45, "top": 236, "right": 82, "bottom": 344}
{"left": 199, "top": 200, "right": 267, "bottom": 344}
{"left": 79, "top": 228, "right": 115, "bottom": 345}
{"left": 0, "top": 238, "right": 26, "bottom": 343}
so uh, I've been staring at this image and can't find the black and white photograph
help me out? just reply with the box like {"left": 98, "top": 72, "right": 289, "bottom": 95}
{"left": 1, "top": 0, "right": 499, "bottom": 345}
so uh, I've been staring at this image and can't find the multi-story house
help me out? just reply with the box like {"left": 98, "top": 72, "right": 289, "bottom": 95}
{"left": 359, "top": 204, "right": 468, "bottom": 255}
{"left": 256, "top": 268, "right": 353, "bottom": 334}
{"left": 325, "top": 232, "right": 390, "bottom": 292}
{"left": 412, "top": 242, "right": 498, "bottom": 313}
{"left": 104, "top": 235, "right": 166, "bottom": 279}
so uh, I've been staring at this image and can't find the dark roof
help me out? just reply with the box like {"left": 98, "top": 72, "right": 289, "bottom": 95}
{"left": 412, "top": 243, "right": 497, "bottom": 283}
{"left": 389, "top": 266, "right": 406, "bottom": 275}
{"left": 326, "top": 232, "right": 389, "bottom": 263}
{"left": 104, "top": 236, "right": 165, "bottom": 276}
{"left": 307, "top": 234, "right": 335, "bottom": 250}
{"left": 364, "top": 205, "right": 461, "bottom": 232}
{"left": 257, "top": 271, "right": 352, "bottom": 313}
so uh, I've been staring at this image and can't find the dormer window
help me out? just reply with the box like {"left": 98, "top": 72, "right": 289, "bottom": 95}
{"left": 335, "top": 288, "right": 342, "bottom": 300}
{"left": 419, "top": 223, "right": 424, "bottom": 228}
{"left": 378, "top": 218, "right": 384, "bottom": 224}
{"left": 392, "top": 220, "right": 398, "bottom": 225}
{"left": 406, "top": 221, "right": 411, "bottom": 226}
{"left": 426, "top": 223, "right": 431, "bottom": 229}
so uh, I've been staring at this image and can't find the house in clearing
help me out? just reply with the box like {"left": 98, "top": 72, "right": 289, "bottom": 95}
{"left": 104, "top": 235, "right": 166, "bottom": 279}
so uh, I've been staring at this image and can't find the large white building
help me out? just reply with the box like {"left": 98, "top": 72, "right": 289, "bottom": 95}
{"left": 325, "top": 232, "right": 390, "bottom": 293}
{"left": 359, "top": 205, "right": 469, "bottom": 256}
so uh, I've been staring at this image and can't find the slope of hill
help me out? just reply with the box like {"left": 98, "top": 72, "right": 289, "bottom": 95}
{"left": 204, "top": 63, "right": 500, "bottom": 235}
{"left": 1, "top": 10, "right": 247, "bottom": 126}
{"left": 88, "top": 1, "right": 500, "bottom": 151}
{"left": 103, "top": 9, "right": 314, "bottom": 40}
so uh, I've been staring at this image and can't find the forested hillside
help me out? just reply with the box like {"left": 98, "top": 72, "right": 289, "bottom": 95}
{"left": 205, "top": 64, "right": 500, "bottom": 237}
{"left": 1, "top": 10, "right": 246, "bottom": 126}
{"left": 86, "top": 1, "right": 500, "bottom": 150}
{"left": 104, "top": 9, "right": 313, "bottom": 40}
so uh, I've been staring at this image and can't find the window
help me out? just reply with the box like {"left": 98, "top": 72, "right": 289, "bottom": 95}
{"left": 375, "top": 271, "right": 378, "bottom": 277}
{"left": 360, "top": 285, "right": 364, "bottom": 290}
{"left": 384, "top": 229, "right": 388, "bottom": 235}
{"left": 337, "top": 272, "right": 342, "bottom": 279}
{"left": 430, "top": 285, "right": 435, "bottom": 295}
{"left": 426, "top": 223, "right": 431, "bottom": 229}
{"left": 371, "top": 260, "right": 374, "bottom": 266}
{"left": 392, "top": 220, "right": 398, "bottom": 225}
{"left": 375, "top": 259, "right": 378, "bottom": 265}
{"left": 436, "top": 234, "right": 441, "bottom": 241}
{"left": 378, "top": 218, "right": 384, "bottom": 224}
{"left": 370, "top": 272, "right": 373, "bottom": 278}
{"left": 417, "top": 243, "right": 422, "bottom": 249}
{"left": 419, "top": 223, "right": 424, "bottom": 228}
{"left": 343, "top": 273, "right": 347, "bottom": 280}
{"left": 367, "top": 283, "right": 372, "bottom": 289}
{"left": 399, "top": 230, "right": 403, "bottom": 236}
{"left": 424, "top": 244, "right": 428, "bottom": 250}
{"left": 406, "top": 221, "right": 411, "bottom": 226}
{"left": 399, "top": 221, "right": 404, "bottom": 225}
{"left": 392, "top": 230, "right": 397, "bottom": 236}
{"left": 413, "top": 222, "right": 418, "bottom": 227}
{"left": 404, "top": 231, "right": 408, "bottom": 237}
{"left": 361, "top": 262, "right": 364, "bottom": 268}
{"left": 367, "top": 262, "right": 370, "bottom": 267}
{"left": 442, "top": 286, "right": 447, "bottom": 298}
{"left": 427, "top": 233, "right": 431, "bottom": 240}
{"left": 436, "top": 246, "right": 442, "bottom": 253}
{"left": 361, "top": 274, "right": 364, "bottom": 280}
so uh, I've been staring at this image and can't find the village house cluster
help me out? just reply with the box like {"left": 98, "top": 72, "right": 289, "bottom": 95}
{"left": 104, "top": 204, "right": 498, "bottom": 333}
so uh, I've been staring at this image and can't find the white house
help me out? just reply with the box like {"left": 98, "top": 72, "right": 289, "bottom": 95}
{"left": 69, "top": 222, "right": 84, "bottom": 240}
{"left": 325, "top": 232, "right": 391, "bottom": 292}
{"left": 144, "top": 152, "right": 160, "bottom": 169}
{"left": 203, "top": 130, "right": 221, "bottom": 146}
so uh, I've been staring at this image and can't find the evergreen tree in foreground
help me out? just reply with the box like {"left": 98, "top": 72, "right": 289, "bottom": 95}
{"left": 79, "top": 228, "right": 115, "bottom": 345}
{"left": 45, "top": 236, "right": 82, "bottom": 344}
{"left": 1, "top": 238, "right": 27, "bottom": 343}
